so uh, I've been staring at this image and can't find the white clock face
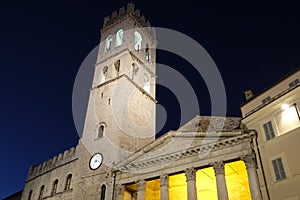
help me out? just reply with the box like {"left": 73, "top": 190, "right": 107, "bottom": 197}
{"left": 89, "top": 153, "right": 103, "bottom": 170}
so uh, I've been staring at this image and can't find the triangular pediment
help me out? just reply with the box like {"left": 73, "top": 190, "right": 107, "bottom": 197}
{"left": 113, "top": 116, "right": 252, "bottom": 174}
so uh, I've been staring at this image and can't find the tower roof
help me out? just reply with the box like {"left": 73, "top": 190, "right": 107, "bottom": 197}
{"left": 102, "top": 2, "right": 151, "bottom": 31}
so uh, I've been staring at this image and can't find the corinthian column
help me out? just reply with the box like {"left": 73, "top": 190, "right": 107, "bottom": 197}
{"left": 160, "top": 174, "right": 169, "bottom": 200}
{"left": 185, "top": 168, "right": 198, "bottom": 200}
{"left": 115, "top": 184, "right": 124, "bottom": 200}
{"left": 137, "top": 180, "right": 146, "bottom": 200}
{"left": 213, "top": 161, "right": 229, "bottom": 200}
{"left": 241, "top": 154, "right": 262, "bottom": 200}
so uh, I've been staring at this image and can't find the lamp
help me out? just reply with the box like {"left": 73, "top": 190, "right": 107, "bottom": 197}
{"left": 281, "top": 103, "right": 289, "bottom": 110}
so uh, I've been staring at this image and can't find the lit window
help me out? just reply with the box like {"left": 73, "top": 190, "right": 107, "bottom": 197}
{"left": 275, "top": 106, "right": 300, "bottom": 134}
{"left": 28, "top": 190, "right": 33, "bottom": 200}
{"left": 272, "top": 157, "right": 287, "bottom": 181}
{"left": 52, "top": 179, "right": 58, "bottom": 195}
{"left": 100, "top": 185, "right": 106, "bottom": 200}
{"left": 115, "top": 29, "right": 124, "bottom": 46}
{"left": 289, "top": 78, "right": 299, "bottom": 88}
{"left": 105, "top": 35, "right": 113, "bottom": 52}
{"left": 98, "top": 125, "right": 104, "bottom": 138}
{"left": 134, "top": 31, "right": 142, "bottom": 51}
{"left": 262, "top": 96, "right": 271, "bottom": 105}
{"left": 145, "top": 44, "right": 151, "bottom": 61}
{"left": 143, "top": 73, "right": 150, "bottom": 93}
{"left": 263, "top": 121, "right": 275, "bottom": 141}
{"left": 38, "top": 185, "right": 44, "bottom": 199}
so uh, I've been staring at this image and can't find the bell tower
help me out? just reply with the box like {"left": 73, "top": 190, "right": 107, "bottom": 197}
{"left": 81, "top": 2, "right": 157, "bottom": 166}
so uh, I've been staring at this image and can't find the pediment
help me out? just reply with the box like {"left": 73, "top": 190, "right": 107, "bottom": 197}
{"left": 113, "top": 116, "right": 251, "bottom": 174}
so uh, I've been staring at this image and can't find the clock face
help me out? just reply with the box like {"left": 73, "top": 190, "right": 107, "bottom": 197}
{"left": 89, "top": 153, "right": 103, "bottom": 170}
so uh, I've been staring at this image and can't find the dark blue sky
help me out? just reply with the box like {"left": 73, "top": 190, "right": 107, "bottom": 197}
{"left": 1, "top": 1, "right": 300, "bottom": 198}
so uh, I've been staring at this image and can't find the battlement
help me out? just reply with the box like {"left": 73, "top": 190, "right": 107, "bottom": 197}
{"left": 26, "top": 146, "right": 77, "bottom": 181}
{"left": 102, "top": 2, "right": 151, "bottom": 31}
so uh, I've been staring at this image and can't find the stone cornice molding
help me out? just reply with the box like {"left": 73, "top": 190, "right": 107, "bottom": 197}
{"left": 90, "top": 74, "right": 156, "bottom": 103}
{"left": 95, "top": 49, "right": 155, "bottom": 76}
{"left": 115, "top": 131, "right": 257, "bottom": 172}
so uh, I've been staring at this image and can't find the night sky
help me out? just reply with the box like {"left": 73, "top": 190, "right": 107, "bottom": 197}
{"left": 1, "top": 1, "right": 300, "bottom": 198}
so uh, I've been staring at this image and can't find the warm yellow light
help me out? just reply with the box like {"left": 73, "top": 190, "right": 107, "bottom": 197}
{"left": 281, "top": 103, "right": 289, "bottom": 110}
{"left": 225, "top": 161, "right": 251, "bottom": 200}
{"left": 146, "top": 179, "right": 160, "bottom": 200}
{"left": 127, "top": 161, "right": 251, "bottom": 200}
{"left": 169, "top": 173, "right": 187, "bottom": 200}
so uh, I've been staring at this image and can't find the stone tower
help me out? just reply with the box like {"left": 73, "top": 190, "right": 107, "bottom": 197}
{"left": 81, "top": 2, "right": 157, "bottom": 167}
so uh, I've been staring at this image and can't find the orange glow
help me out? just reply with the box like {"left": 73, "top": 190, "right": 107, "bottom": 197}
{"left": 146, "top": 179, "right": 160, "bottom": 200}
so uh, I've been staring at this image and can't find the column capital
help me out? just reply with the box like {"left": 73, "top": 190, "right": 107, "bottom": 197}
{"left": 185, "top": 167, "right": 196, "bottom": 181}
{"left": 212, "top": 161, "right": 225, "bottom": 175}
{"left": 115, "top": 184, "right": 124, "bottom": 195}
{"left": 241, "top": 154, "right": 257, "bottom": 169}
{"left": 137, "top": 180, "right": 146, "bottom": 191}
{"left": 160, "top": 174, "right": 169, "bottom": 187}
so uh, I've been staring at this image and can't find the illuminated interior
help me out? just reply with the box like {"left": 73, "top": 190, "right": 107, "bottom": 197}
{"left": 123, "top": 161, "right": 251, "bottom": 200}
{"left": 169, "top": 173, "right": 187, "bottom": 200}
{"left": 196, "top": 167, "right": 218, "bottom": 199}
{"left": 146, "top": 179, "right": 160, "bottom": 200}
{"left": 224, "top": 161, "right": 251, "bottom": 200}
{"left": 276, "top": 106, "right": 300, "bottom": 134}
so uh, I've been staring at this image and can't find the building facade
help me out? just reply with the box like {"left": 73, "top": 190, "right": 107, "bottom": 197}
{"left": 241, "top": 68, "right": 300, "bottom": 200}
{"left": 21, "top": 3, "right": 263, "bottom": 200}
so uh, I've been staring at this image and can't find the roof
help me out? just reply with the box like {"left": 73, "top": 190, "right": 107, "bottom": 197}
{"left": 179, "top": 115, "right": 241, "bottom": 132}
{"left": 240, "top": 66, "right": 300, "bottom": 107}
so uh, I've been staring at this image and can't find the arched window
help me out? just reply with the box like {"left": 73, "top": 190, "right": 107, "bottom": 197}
{"left": 100, "top": 185, "right": 106, "bottom": 200}
{"left": 38, "top": 185, "right": 44, "bottom": 199}
{"left": 131, "top": 63, "right": 139, "bottom": 80}
{"left": 98, "top": 124, "right": 104, "bottom": 138}
{"left": 65, "top": 174, "right": 72, "bottom": 191}
{"left": 105, "top": 35, "right": 113, "bottom": 52}
{"left": 134, "top": 31, "right": 142, "bottom": 51}
{"left": 143, "top": 73, "right": 150, "bottom": 93}
{"left": 102, "top": 66, "right": 108, "bottom": 82}
{"left": 52, "top": 179, "right": 58, "bottom": 195}
{"left": 145, "top": 44, "right": 151, "bottom": 61}
{"left": 28, "top": 190, "right": 33, "bottom": 200}
{"left": 114, "top": 60, "right": 120, "bottom": 74}
{"left": 115, "top": 29, "right": 124, "bottom": 46}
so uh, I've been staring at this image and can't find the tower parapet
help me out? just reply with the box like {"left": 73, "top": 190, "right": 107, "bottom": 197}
{"left": 26, "top": 147, "right": 77, "bottom": 181}
{"left": 102, "top": 2, "right": 151, "bottom": 32}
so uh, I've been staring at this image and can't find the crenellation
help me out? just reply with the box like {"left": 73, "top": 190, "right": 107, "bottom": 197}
{"left": 126, "top": 2, "right": 135, "bottom": 13}
{"left": 58, "top": 152, "right": 63, "bottom": 160}
{"left": 112, "top": 11, "right": 118, "bottom": 20}
{"left": 102, "top": 2, "right": 152, "bottom": 31}
{"left": 119, "top": 6, "right": 125, "bottom": 17}
{"left": 134, "top": 9, "right": 141, "bottom": 18}
{"left": 26, "top": 146, "right": 77, "bottom": 181}
{"left": 52, "top": 155, "right": 58, "bottom": 164}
